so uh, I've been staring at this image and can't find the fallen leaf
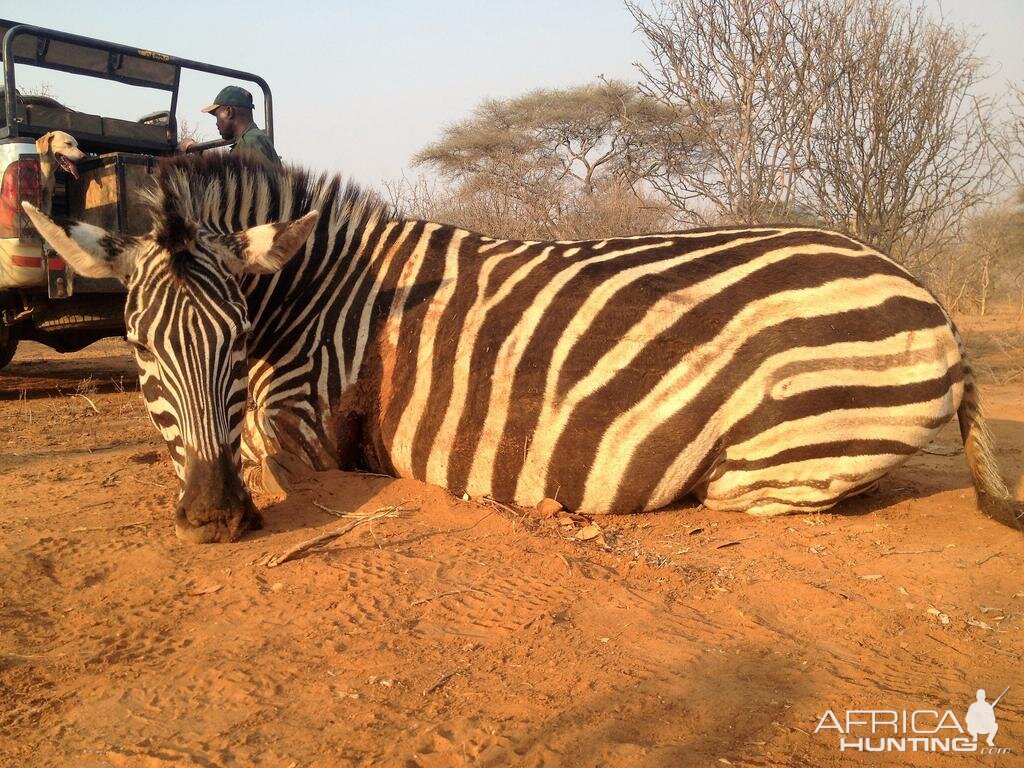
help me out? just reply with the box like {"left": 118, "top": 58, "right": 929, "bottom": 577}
{"left": 575, "top": 524, "right": 602, "bottom": 541}
{"left": 966, "top": 618, "right": 994, "bottom": 631}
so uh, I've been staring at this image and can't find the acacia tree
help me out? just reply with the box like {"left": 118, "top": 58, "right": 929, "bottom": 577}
{"left": 409, "top": 80, "right": 677, "bottom": 238}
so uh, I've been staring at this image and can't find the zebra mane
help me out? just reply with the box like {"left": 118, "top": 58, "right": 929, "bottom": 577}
{"left": 146, "top": 152, "right": 399, "bottom": 244}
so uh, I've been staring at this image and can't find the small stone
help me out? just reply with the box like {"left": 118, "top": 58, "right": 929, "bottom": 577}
{"left": 575, "top": 524, "right": 602, "bottom": 541}
{"left": 536, "top": 498, "right": 563, "bottom": 517}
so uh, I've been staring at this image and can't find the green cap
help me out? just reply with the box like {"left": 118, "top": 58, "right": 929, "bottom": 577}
{"left": 201, "top": 85, "right": 255, "bottom": 113}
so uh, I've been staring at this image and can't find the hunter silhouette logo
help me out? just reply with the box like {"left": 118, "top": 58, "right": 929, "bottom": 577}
{"left": 814, "top": 686, "right": 1012, "bottom": 755}
{"left": 965, "top": 687, "right": 1008, "bottom": 747}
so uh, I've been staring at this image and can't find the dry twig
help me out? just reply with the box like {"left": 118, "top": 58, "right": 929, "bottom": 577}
{"left": 312, "top": 500, "right": 349, "bottom": 518}
{"left": 556, "top": 552, "right": 573, "bottom": 575}
{"left": 73, "top": 393, "right": 99, "bottom": 413}
{"left": 313, "top": 499, "right": 418, "bottom": 519}
{"left": 976, "top": 551, "right": 1006, "bottom": 566}
{"left": 423, "top": 669, "right": 462, "bottom": 696}
{"left": 880, "top": 548, "right": 943, "bottom": 557}
{"left": 266, "top": 507, "right": 407, "bottom": 567}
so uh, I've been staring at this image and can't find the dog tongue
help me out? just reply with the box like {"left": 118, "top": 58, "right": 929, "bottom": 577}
{"left": 58, "top": 155, "right": 80, "bottom": 180}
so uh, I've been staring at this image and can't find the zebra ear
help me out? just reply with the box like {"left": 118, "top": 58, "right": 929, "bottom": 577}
{"left": 21, "top": 202, "right": 137, "bottom": 280}
{"left": 219, "top": 210, "right": 320, "bottom": 275}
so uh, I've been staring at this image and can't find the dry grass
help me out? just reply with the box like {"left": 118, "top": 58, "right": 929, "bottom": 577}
{"left": 961, "top": 326, "right": 1024, "bottom": 385}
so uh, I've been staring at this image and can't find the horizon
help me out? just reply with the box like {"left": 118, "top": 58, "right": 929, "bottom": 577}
{"left": 7, "top": 1, "right": 1024, "bottom": 188}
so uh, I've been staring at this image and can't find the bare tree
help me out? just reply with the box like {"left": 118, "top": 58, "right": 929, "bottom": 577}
{"left": 19, "top": 82, "right": 57, "bottom": 99}
{"left": 803, "top": 0, "right": 997, "bottom": 268}
{"left": 630, "top": 0, "right": 998, "bottom": 265}
{"left": 627, "top": 0, "right": 842, "bottom": 225}
{"left": 1001, "top": 83, "right": 1024, "bottom": 188}
{"left": 930, "top": 204, "right": 1024, "bottom": 315}
{"left": 177, "top": 118, "right": 206, "bottom": 145}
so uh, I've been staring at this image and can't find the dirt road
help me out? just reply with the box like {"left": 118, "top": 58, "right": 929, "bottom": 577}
{"left": 1, "top": 317, "right": 1021, "bottom": 767}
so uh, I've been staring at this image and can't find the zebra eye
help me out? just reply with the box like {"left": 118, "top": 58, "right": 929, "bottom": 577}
{"left": 126, "top": 338, "right": 154, "bottom": 358}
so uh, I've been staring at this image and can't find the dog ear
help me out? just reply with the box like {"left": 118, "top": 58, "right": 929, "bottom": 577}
{"left": 35, "top": 133, "right": 54, "bottom": 155}
{"left": 21, "top": 202, "right": 138, "bottom": 282}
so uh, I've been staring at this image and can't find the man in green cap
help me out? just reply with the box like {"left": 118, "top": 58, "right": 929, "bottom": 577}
{"left": 184, "top": 85, "right": 280, "bottom": 164}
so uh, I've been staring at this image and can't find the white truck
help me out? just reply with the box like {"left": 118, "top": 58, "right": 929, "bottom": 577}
{"left": 0, "top": 19, "right": 273, "bottom": 368}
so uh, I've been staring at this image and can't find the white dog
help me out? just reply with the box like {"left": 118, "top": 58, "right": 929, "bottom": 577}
{"left": 35, "top": 130, "right": 85, "bottom": 214}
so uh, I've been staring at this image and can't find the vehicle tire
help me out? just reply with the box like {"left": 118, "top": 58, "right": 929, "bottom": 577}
{"left": 34, "top": 310, "right": 124, "bottom": 333}
{"left": 0, "top": 327, "right": 18, "bottom": 370}
{"left": 32, "top": 295, "right": 125, "bottom": 334}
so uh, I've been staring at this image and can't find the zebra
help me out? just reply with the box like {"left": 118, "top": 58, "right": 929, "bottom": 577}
{"left": 23, "top": 154, "right": 1022, "bottom": 543}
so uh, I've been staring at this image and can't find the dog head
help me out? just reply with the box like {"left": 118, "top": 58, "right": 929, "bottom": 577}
{"left": 35, "top": 131, "right": 85, "bottom": 180}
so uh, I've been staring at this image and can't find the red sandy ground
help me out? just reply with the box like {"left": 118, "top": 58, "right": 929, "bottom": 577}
{"left": 0, "top": 312, "right": 1021, "bottom": 767}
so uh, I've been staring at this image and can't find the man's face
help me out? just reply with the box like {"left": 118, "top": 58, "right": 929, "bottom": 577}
{"left": 214, "top": 106, "right": 233, "bottom": 140}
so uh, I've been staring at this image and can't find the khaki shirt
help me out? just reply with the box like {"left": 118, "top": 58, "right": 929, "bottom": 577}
{"left": 232, "top": 123, "right": 281, "bottom": 164}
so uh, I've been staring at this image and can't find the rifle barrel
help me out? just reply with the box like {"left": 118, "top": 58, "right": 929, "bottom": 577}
{"left": 992, "top": 685, "right": 1010, "bottom": 708}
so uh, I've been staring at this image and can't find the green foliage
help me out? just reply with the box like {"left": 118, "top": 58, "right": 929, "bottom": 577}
{"left": 414, "top": 80, "right": 680, "bottom": 194}
{"left": 409, "top": 80, "right": 678, "bottom": 238}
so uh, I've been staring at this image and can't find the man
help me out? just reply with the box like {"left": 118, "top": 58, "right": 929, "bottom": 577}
{"left": 181, "top": 85, "right": 280, "bottom": 164}
{"left": 965, "top": 689, "right": 999, "bottom": 748}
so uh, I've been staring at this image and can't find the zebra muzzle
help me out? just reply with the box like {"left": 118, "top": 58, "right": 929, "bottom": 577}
{"left": 174, "top": 448, "right": 261, "bottom": 544}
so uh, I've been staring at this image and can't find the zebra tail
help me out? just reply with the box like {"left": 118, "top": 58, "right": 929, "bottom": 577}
{"left": 957, "top": 364, "right": 1024, "bottom": 530}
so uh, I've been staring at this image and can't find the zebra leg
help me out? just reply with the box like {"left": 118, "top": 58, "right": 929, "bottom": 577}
{"left": 261, "top": 451, "right": 312, "bottom": 495}
{"left": 242, "top": 400, "right": 333, "bottom": 495}
{"left": 697, "top": 462, "right": 892, "bottom": 516}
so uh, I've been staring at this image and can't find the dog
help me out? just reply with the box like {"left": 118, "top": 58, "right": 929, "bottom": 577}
{"left": 35, "top": 131, "right": 85, "bottom": 214}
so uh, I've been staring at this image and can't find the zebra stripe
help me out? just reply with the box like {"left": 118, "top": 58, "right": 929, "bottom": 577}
{"left": 126, "top": 242, "right": 250, "bottom": 484}
{"left": 135, "top": 155, "right": 978, "bottom": 519}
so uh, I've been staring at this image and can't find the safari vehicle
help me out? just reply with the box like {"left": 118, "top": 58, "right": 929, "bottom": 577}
{"left": 0, "top": 19, "right": 273, "bottom": 368}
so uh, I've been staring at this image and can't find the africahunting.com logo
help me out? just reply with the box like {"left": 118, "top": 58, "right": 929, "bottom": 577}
{"left": 814, "top": 687, "right": 1011, "bottom": 755}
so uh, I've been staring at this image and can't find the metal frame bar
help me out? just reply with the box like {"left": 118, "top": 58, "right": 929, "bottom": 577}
{"left": 2, "top": 21, "right": 273, "bottom": 141}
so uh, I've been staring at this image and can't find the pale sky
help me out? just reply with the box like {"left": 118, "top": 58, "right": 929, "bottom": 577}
{"left": 8, "top": 1, "right": 1024, "bottom": 187}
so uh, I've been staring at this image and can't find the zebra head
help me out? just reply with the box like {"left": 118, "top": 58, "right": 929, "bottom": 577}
{"left": 23, "top": 202, "right": 319, "bottom": 543}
